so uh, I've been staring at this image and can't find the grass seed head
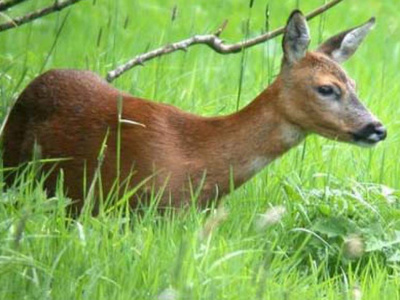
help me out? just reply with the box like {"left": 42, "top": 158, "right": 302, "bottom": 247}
{"left": 255, "top": 205, "right": 286, "bottom": 231}
{"left": 351, "top": 284, "right": 362, "bottom": 300}
{"left": 75, "top": 222, "right": 86, "bottom": 246}
{"left": 198, "top": 206, "right": 229, "bottom": 240}
{"left": 344, "top": 234, "right": 364, "bottom": 259}
{"left": 158, "top": 287, "right": 179, "bottom": 300}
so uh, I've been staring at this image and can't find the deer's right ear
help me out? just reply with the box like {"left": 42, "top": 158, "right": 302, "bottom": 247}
{"left": 282, "top": 10, "right": 310, "bottom": 66}
{"left": 317, "top": 18, "right": 375, "bottom": 63}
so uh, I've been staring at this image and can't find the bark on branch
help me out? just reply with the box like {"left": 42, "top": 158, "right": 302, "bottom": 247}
{"left": 0, "top": 0, "right": 85, "bottom": 32}
{"left": 106, "top": 0, "right": 343, "bottom": 82}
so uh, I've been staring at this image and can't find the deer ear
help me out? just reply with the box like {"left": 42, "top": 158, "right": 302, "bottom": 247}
{"left": 282, "top": 10, "right": 311, "bottom": 65}
{"left": 317, "top": 17, "right": 375, "bottom": 63}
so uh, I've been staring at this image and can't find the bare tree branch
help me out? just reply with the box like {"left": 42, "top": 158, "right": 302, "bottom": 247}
{"left": 0, "top": 0, "right": 28, "bottom": 12}
{"left": 106, "top": 0, "right": 344, "bottom": 82}
{"left": 0, "top": 0, "right": 85, "bottom": 32}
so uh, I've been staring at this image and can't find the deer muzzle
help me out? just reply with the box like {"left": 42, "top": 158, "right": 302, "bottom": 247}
{"left": 352, "top": 121, "right": 387, "bottom": 146}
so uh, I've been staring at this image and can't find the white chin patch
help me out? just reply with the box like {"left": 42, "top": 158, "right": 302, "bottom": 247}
{"left": 366, "top": 133, "right": 381, "bottom": 143}
{"left": 354, "top": 133, "right": 382, "bottom": 147}
{"left": 354, "top": 134, "right": 382, "bottom": 147}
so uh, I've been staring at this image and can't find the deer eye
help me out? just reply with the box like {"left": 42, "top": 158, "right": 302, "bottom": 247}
{"left": 317, "top": 85, "right": 334, "bottom": 96}
{"left": 316, "top": 85, "right": 341, "bottom": 100}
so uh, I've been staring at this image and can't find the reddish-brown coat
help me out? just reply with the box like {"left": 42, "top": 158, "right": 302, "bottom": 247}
{"left": 3, "top": 69, "right": 301, "bottom": 211}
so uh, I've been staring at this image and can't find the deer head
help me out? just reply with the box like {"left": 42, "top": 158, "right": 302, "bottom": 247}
{"left": 277, "top": 10, "right": 386, "bottom": 147}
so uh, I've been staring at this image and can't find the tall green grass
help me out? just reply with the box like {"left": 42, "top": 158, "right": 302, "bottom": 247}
{"left": 1, "top": 0, "right": 400, "bottom": 299}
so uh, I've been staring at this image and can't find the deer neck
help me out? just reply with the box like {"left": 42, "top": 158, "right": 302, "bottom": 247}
{"left": 193, "top": 78, "right": 306, "bottom": 188}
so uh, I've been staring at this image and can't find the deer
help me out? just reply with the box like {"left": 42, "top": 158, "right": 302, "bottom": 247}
{"left": 2, "top": 11, "right": 386, "bottom": 214}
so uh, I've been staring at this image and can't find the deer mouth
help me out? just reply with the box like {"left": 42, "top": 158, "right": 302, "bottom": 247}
{"left": 353, "top": 137, "right": 382, "bottom": 147}
{"left": 351, "top": 123, "right": 387, "bottom": 147}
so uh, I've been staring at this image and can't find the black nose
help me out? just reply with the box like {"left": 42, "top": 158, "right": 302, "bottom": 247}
{"left": 353, "top": 122, "right": 387, "bottom": 144}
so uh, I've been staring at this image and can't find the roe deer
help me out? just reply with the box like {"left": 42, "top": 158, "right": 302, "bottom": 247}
{"left": 2, "top": 11, "right": 386, "bottom": 213}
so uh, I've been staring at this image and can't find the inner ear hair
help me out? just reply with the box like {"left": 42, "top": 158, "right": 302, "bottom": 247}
{"left": 317, "top": 17, "right": 375, "bottom": 63}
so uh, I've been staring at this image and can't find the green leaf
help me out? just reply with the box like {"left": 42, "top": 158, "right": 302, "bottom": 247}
{"left": 312, "top": 217, "right": 355, "bottom": 238}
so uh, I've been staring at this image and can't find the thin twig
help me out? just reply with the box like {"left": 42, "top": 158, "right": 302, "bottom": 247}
{"left": 0, "top": 0, "right": 85, "bottom": 32}
{"left": 0, "top": 0, "right": 28, "bottom": 11}
{"left": 106, "top": 0, "right": 343, "bottom": 82}
{"left": 214, "top": 19, "right": 228, "bottom": 37}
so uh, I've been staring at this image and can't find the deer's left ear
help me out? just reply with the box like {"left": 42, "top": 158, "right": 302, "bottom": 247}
{"left": 282, "top": 10, "right": 311, "bottom": 65}
{"left": 317, "top": 17, "right": 375, "bottom": 63}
